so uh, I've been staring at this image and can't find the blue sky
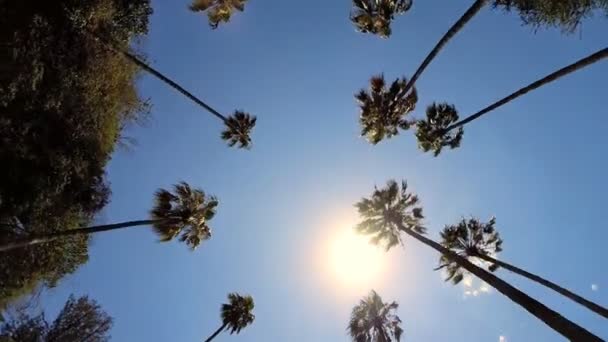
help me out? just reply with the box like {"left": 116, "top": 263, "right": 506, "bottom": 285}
{"left": 38, "top": 0, "right": 608, "bottom": 341}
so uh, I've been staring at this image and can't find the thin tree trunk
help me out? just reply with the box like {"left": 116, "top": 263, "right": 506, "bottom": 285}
{"left": 398, "top": 226, "right": 602, "bottom": 341}
{"left": 0, "top": 219, "right": 173, "bottom": 252}
{"left": 91, "top": 34, "right": 228, "bottom": 123}
{"left": 445, "top": 47, "right": 608, "bottom": 132}
{"left": 204, "top": 322, "right": 228, "bottom": 342}
{"left": 401, "top": 0, "right": 487, "bottom": 96}
{"left": 475, "top": 253, "right": 608, "bottom": 319}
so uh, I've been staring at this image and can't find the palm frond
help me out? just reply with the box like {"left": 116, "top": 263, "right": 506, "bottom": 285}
{"left": 415, "top": 102, "right": 464, "bottom": 156}
{"left": 221, "top": 110, "right": 257, "bottom": 149}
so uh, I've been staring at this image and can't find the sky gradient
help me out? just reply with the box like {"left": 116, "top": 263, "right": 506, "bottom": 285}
{"left": 37, "top": 0, "right": 607, "bottom": 341}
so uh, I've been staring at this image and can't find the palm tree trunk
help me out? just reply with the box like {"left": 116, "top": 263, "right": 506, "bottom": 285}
{"left": 204, "top": 322, "right": 228, "bottom": 342}
{"left": 398, "top": 226, "right": 602, "bottom": 341}
{"left": 474, "top": 253, "right": 608, "bottom": 319}
{"left": 0, "top": 219, "right": 174, "bottom": 252}
{"left": 445, "top": 47, "right": 608, "bottom": 132}
{"left": 401, "top": 0, "right": 487, "bottom": 96}
{"left": 91, "top": 33, "right": 228, "bottom": 123}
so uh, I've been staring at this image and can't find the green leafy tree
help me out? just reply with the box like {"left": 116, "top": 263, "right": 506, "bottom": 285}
{"left": 204, "top": 293, "right": 255, "bottom": 342}
{"left": 0, "top": 295, "right": 112, "bottom": 342}
{"left": 494, "top": 0, "right": 608, "bottom": 32}
{"left": 416, "top": 47, "right": 607, "bottom": 155}
{"left": 348, "top": 290, "right": 403, "bottom": 342}
{"left": 350, "top": 0, "right": 413, "bottom": 38}
{"left": 190, "top": 0, "right": 248, "bottom": 29}
{"left": 0, "top": 182, "right": 218, "bottom": 252}
{"left": 0, "top": 0, "right": 151, "bottom": 312}
{"left": 439, "top": 217, "right": 608, "bottom": 319}
{"left": 355, "top": 180, "right": 601, "bottom": 340}
{"left": 355, "top": 75, "right": 418, "bottom": 144}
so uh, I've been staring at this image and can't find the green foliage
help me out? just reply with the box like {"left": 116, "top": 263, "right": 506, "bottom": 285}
{"left": 351, "top": 0, "right": 413, "bottom": 38}
{"left": 150, "top": 182, "right": 219, "bottom": 250}
{"left": 355, "top": 180, "right": 426, "bottom": 251}
{"left": 437, "top": 217, "right": 502, "bottom": 284}
{"left": 493, "top": 0, "right": 608, "bottom": 32}
{"left": 190, "top": 0, "right": 248, "bottom": 29}
{"left": 221, "top": 111, "right": 257, "bottom": 149}
{"left": 0, "top": 0, "right": 151, "bottom": 312}
{"left": 415, "top": 103, "right": 464, "bottom": 156}
{"left": 356, "top": 75, "right": 418, "bottom": 144}
{"left": 348, "top": 290, "right": 403, "bottom": 342}
{"left": 220, "top": 293, "right": 255, "bottom": 335}
{"left": 0, "top": 295, "right": 112, "bottom": 342}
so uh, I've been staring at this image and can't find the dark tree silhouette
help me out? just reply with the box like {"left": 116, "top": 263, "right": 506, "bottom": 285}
{"left": 350, "top": 0, "right": 413, "bottom": 38}
{"left": 349, "top": 290, "right": 403, "bottom": 342}
{"left": 204, "top": 293, "right": 255, "bottom": 342}
{"left": 439, "top": 217, "right": 608, "bottom": 319}
{"left": 190, "top": 0, "right": 248, "bottom": 29}
{"left": 0, "top": 182, "right": 218, "bottom": 252}
{"left": 355, "top": 180, "right": 602, "bottom": 340}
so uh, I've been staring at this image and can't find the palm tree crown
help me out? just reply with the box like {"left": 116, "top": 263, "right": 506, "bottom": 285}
{"left": 437, "top": 217, "right": 502, "bottom": 284}
{"left": 349, "top": 290, "right": 403, "bottom": 342}
{"left": 356, "top": 75, "right": 418, "bottom": 144}
{"left": 351, "top": 0, "right": 413, "bottom": 38}
{"left": 190, "top": 0, "right": 248, "bottom": 29}
{"left": 415, "top": 102, "right": 464, "bottom": 156}
{"left": 150, "top": 182, "right": 218, "bottom": 250}
{"left": 221, "top": 293, "right": 255, "bottom": 334}
{"left": 221, "top": 111, "right": 257, "bottom": 149}
{"left": 355, "top": 180, "right": 426, "bottom": 250}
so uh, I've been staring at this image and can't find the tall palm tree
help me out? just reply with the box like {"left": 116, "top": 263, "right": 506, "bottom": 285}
{"left": 204, "top": 293, "right": 255, "bottom": 342}
{"left": 416, "top": 47, "right": 608, "bottom": 155}
{"left": 355, "top": 180, "right": 602, "bottom": 340}
{"left": 399, "top": 0, "right": 487, "bottom": 96}
{"left": 355, "top": 74, "right": 418, "bottom": 144}
{"left": 439, "top": 217, "right": 608, "bottom": 319}
{"left": 0, "top": 182, "right": 218, "bottom": 252}
{"left": 190, "top": 0, "right": 248, "bottom": 29}
{"left": 350, "top": 0, "right": 413, "bottom": 38}
{"left": 92, "top": 34, "right": 256, "bottom": 149}
{"left": 348, "top": 290, "right": 403, "bottom": 342}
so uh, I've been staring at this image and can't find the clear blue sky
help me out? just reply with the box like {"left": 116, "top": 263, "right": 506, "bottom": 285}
{"left": 39, "top": 0, "right": 607, "bottom": 341}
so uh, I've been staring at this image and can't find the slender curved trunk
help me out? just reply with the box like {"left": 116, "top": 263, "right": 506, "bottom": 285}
{"left": 474, "top": 253, "right": 608, "bottom": 319}
{"left": 91, "top": 34, "right": 228, "bottom": 123}
{"left": 204, "top": 322, "right": 228, "bottom": 342}
{"left": 445, "top": 47, "right": 608, "bottom": 132}
{"left": 398, "top": 226, "right": 602, "bottom": 341}
{"left": 0, "top": 219, "right": 173, "bottom": 252}
{"left": 401, "top": 0, "right": 487, "bottom": 95}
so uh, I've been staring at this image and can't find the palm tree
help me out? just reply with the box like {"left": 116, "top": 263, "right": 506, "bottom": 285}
{"left": 190, "top": 0, "right": 248, "bottom": 29}
{"left": 204, "top": 293, "right": 255, "bottom": 342}
{"left": 439, "top": 217, "right": 608, "bottom": 319}
{"left": 399, "top": 0, "right": 487, "bottom": 96}
{"left": 0, "top": 182, "right": 218, "bottom": 252}
{"left": 355, "top": 180, "right": 601, "bottom": 340}
{"left": 355, "top": 74, "right": 418, "bottom": 144}
{"left": 348, "top": 290, "right": 403, "bottom": 342}
{"left": 416, "top": 47, "right": 607, "bottom": 155}
{"left": 92, "top": 34, "right": 256, "bottom": 149}
{"left": 350, "top": 0, "right": 413, "bottom": 38}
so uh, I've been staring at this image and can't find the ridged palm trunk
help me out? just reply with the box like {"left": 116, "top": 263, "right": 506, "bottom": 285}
{"left": 474, "top": 252, "right": 608, "bottom": 319}
{"left": 204, "top": 322, "right": 228, "bottom": 342}
{"left": 0, "top": 219, "right": 176, "bottom": 252}
{"left": 92, "top": 34, "right": 228, "bottom": 123}
{"left": 401, "top": 0, "right": 487, "bottom": 95}
{"left": 445, "top": 47, "right": 608, "bottom": 132}
{"left": 398, "top": 225, "right": 602, "bottom": 341}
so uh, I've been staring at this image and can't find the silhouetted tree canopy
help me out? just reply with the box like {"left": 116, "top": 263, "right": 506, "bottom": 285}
{"left": 0, "top": 295, "right": 112, "bottom": 342}
{"left": 0, "top": 0, "right": 152, "bottom": 312}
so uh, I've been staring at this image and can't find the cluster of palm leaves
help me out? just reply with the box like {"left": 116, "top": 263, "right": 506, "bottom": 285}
{"left": 190, "top": 0, "right": 248, "bottom": 29}
{"left": 415, "top": 103, "right": 464, "bottom": 156}
{"left": 350, "top": 0, "right": 413, "bottom": 38}
{"left": 356, "top": 75, "right": 418, "bottom": 144}
{"left": 221, "top": 111, "right": 257, "bottom": 149}
{"left": 349, "top": 290, "right": 403, "bottom": 342}
{"left": 204, "top": 293, "right": 255, "bottom": 341}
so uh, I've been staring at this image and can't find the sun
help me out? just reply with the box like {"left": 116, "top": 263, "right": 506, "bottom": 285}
{"left": 326, "top": 227, "right": 388, "bottom": 290}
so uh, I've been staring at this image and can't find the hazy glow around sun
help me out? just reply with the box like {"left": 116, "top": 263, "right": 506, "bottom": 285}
{"left": 326, "top": 227, "right": 388, "bottom": 291}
